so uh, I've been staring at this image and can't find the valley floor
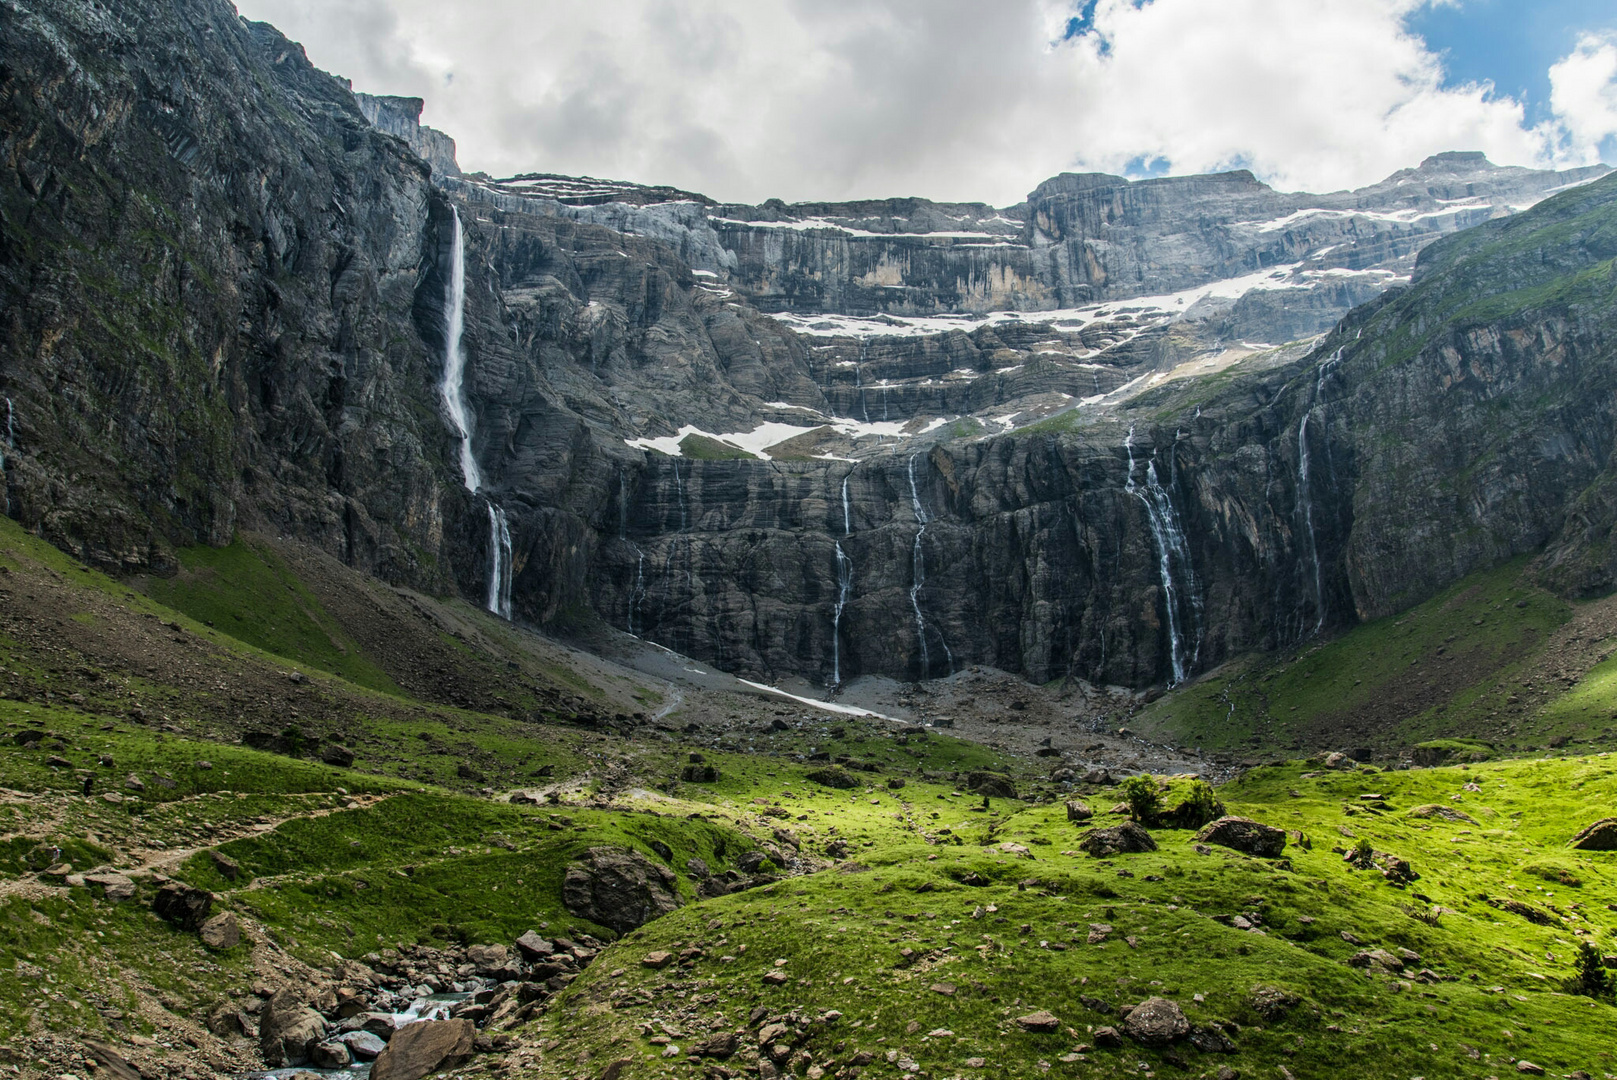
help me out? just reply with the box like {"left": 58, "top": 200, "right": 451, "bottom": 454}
{"left": 2, "top": 516, "right": 1616, "bottom": 1080}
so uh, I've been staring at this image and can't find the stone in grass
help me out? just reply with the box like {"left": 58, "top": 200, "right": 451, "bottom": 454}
{"left": 209, "top": 851, "right": 242, "bottom": 880}
{"left": 1194, "top": 816, "right": 1287, "bottom": 858}
{"left": 369, "top": 1018, "right": 475, "bottom": 1080}
{"left": 1015, "top": 1010, "right": 1061, "bottom": 1034}
{"left": 82, "top": 872, "right": 135, "bottom": 901}
{"left": 561, "top": 846, "right": 682, "bottom": 934}
{"left": 642, "top": 951, "right": 676, "bottom": 969}
{"left": 1516, "top": 1063, "right": 1546, "bottom": 1075}
{"left": 1065, "top": 800, "right": 1094, "bottom": 823}
{"left": 1348, "top": 949, "right": 1405, "bottom": 972}
{"left": 1122, "top": 997, "right": 1190, "bottom": 1045}
{"left": 929, "top": 982, "right": 957, "bottom": 996}
{"left": 151, "top": 882, "right": 213, "bottom": 931}
{"left": 762, "top": 970, "right": 789, "bottom": 985}
{"left": 1077, "top": 822, "right": 1157, "bottom": 857}
{"left": 199, "top": 912, "right": 241, "bottom": 950}
{"left": 1569, "top": 818, "right": 1617, "bottom": 851}
{"left": 966, "top": 771, "right": 1017, "bottom": 799}
{"left": 681, "top": 763, "right": 719, "bottom": 783}
{"left": 805, "top": 767, "right": 859, "bottom": 790}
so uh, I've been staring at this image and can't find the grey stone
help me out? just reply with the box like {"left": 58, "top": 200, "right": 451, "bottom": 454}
{"left": 561, "top": 846, "right": 682, "bottom": 934}
{"left": 1194, "top": 817, "right": 1287, "bottom": 858}
{"left": 1078, "top": 822, "right": 1157, "bottom": 857}
{"left": 1122, "top": 997, "right": 1190, "bottom": 1045}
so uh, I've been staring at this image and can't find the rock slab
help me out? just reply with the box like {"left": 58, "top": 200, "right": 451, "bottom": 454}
{"left": 1194, "top": 816, "right": 1288, "bottom": 858}
{"left": 370, "top": 1018, "right": 476, "bottom": 1080}
{"left": 1078, "top": 822, "right": 1157, "bottom": 857}
{"left": 561, "top": 846, "right": 682, "bottom": 934}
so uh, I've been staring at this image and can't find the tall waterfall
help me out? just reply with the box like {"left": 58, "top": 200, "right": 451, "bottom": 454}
{"left": 832, "top": 542, "right": 854, "bottom": 686}
{"left": 486, "top": 505, "right": 513, "bottom": 619}
{"left": 907, "top": 454, "right": 953, "bottom": 679}
{"left": 0, "top": 396, "right": 13, "bottom": 515}
{"left": 439, "top": 206, "right": 513, "bottom": 619}
{"left": 1296, "top": 348, "right": 1343, "bottom": 635}
{"left": 440, "top": 208, "right": 480, "bottom": 493}
{"left": 1126, "top": 425, "right": 1202, "bottom": 686}
{"left": 841, "top": 473, "right": 852, "bottom": 536}
{"left": 627, "top": 546, "right": 646, "bottom": 636}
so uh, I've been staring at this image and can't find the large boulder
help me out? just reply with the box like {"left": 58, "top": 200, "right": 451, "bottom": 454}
{"left": 966, "top": 771, "right": 1017, "bottom": 799}
{"left": 1570, "top": 818, "right": 1617, "bottom": 851}
{"left": 1078, "top": 822, "right": 1157, "bottom": 857}
{"left": 151, "top": 882, "right": 213, "bottom": 930}
{"left": 1123, "top": 997, "right": 1190, "bottom": 1045}
{"left": 805, "top": 767, "right": 859, "bottom": 789}
{"left": 1194, "top": 816, "right": 1287, "bottom": 858}
{"left": 199, "top": 912, "right": 241, "bottom": 950}
{"left": 561, "top": 846, "right": 682, "bottom": 934}
{"left": 83, "top": 871, "right": 136, "bottom": 901}
{"left": 369, "top": 1018, "right": 476, "bottom": 1080}
{"left": 258, "top": 990, "right": 328, "bottom": 1067}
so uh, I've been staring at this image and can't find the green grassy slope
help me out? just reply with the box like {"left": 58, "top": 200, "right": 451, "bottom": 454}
{"left": 140, "top": 536, "right": 403, "bottom": 694}
{"left": 1132, "top": 558, "right": 1617, "bottom": 759}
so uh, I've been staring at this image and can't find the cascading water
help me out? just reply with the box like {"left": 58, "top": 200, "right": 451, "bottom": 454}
{"left": 618, "top": 470, "right": 629, "bottom": 540}
{"left": 440, "top": 208, "right": 480, "bottom": 493}
{"left": 486, "top": 505, "right": 513, "bottom": 619}
{"left": 832, "top": 542, "right": 854, "bottom": 686}
{"left": 440, "top": 206, "right": 513, "bottom": 619}
{"left": 1295, "top": 348, "right": 1343, "bottom": 636}
{"left": 627, "top": 547, "right": 647, "bottom": 636}
{"left": 907, "top": 454, "right": 953, "bottom": 679}
{"left": 841, "top": 474, "right": 852, "bottom": 536}
{"left": 1125, "top": 425, "right": 1202, "bottom": 686}
{"left": 0, "top": 396, "right": 13, "bottom": 515}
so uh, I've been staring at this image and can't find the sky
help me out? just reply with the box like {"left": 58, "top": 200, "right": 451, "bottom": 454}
{"left": 234, "top": 0, "right": 1617, "bottom": 206}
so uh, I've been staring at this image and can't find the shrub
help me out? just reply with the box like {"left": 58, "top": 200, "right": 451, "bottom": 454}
{"left": 1573, "top": 942, "right": 1611, "bottom": 999}
{"left": 1121, "top": 774, "right": 1162, "bottom": 826}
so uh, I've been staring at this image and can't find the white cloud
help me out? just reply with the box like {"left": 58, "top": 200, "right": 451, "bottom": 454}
{"left": 234, "top": 0, "right": 1606, "bottom": 205}
{"left": 1550, "top": 33, "right": 1617, "bottom": 158}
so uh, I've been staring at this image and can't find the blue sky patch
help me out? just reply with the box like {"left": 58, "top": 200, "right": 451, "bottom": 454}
{"left": 1406, "top": 0, "right": 1615, "bottom": 129}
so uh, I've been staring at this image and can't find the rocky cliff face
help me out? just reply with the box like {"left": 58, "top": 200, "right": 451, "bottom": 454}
{"left": 5, "top": 0, "right": 1616, "bottom": 696}
{"left": 355, "top": 94, "right": 460, "bottom": 179}
{"left": 0, "top": 0, "right": 482, "bottom": 584}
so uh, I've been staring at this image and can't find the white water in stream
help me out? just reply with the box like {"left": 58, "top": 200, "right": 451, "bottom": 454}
{"left": 440, "top": 207, "right": 513, "bottom": 619}
{"left": 1125, "top": 425, "right": 1201, "bottom": 686}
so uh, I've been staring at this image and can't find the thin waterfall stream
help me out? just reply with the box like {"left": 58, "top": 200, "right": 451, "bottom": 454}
{"left": 440, "top": 206, "right": 513, "bottom": 618}
{"left": 1126, "top": 425, "right": 1202, "bottom": 686}
{"left": 0, "top": 396, "right": 13, "bottom": 515}
{"left": 1296, "top": 348, "right": 1343, "bottom": 636}
{"left": 907, "top": 454, "right": 953, "bottom": 679}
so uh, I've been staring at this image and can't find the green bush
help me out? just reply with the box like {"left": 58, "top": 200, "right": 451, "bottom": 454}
{"left": 1121, "top": 774, "right": 1163, "bottom": 825}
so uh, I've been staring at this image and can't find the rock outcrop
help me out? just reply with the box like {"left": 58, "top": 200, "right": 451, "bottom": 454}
{"left": 561, "top": 846, "right": 683, "bottom": 934}
{"left": 1078, "top": 822, "right": 1158, "bottom": 857}
{"left": 1194, "top": 817, "right": 1287, "bottom": 858}
{"left": 1570, "top": 819, "right": 1617, "bottom": 851}
{"left": 369, "top": 1018, "right": 475, "bottom": 1080}
{"left": 8, "top": 0, "right": 1617, "bottom": 699}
